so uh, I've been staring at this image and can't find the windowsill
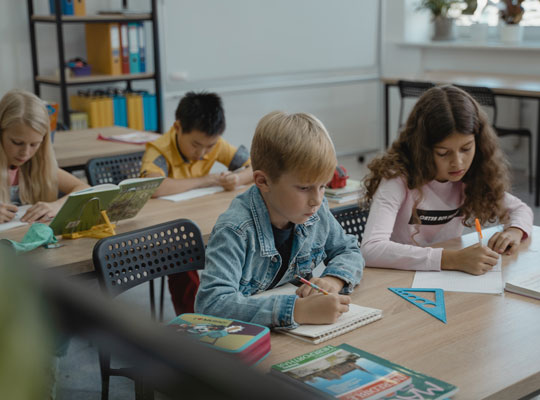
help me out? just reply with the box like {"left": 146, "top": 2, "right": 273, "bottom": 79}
{"left": 396, "top": 39, "right": 540, "bottom": 51}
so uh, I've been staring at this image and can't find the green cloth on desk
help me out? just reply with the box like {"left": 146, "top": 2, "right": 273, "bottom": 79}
{"left": 1, "top": 223, "right": 57, "bottom": 254}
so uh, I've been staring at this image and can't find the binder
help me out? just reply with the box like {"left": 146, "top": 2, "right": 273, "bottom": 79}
{"left": 112, "top": 94, "right": 128, "bottom": 127}
{"left": 126, "top": 93, "right": 144, "bottom": 130}
{"left": 49, "top": 0, "right": 74, "bottom": 15}
{"left": 119, "top": 23, "right": 130, "bottom": 74}
{"left": 137, "top": 22, "right": 146, "bottom": 73}
{"left": 142, "top": 92, "right": 157, "bottom": 132}
{"left": 128, "top": 23, "right": 140, "bottom": 74}
{"left": 73, "top": 0, "right": 85, "bottom": 16}
{"left": 85, "top": 23, "right": 122, "bottom": 75}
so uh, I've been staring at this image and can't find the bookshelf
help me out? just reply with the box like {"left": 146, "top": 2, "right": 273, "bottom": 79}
{"left": 26, "top": 0, "right": 162, "bottom": 132}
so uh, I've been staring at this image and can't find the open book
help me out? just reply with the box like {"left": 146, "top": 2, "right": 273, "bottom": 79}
{"left": 49, "top": 176, "right": 164, "bottom": 236}
{"left": 0, "top": 205, "right": 32, "bottom": 232}
{"left": 252, "top": 283, "right": 382, "bottom": 344}
{"left": 97, "top": 131, "right": 161, "bottom": 145}
{"left": 159, "top": 186, "right": 224, "bottom": 202}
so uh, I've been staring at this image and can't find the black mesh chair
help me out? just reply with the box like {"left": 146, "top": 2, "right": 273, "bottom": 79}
{"left": 455, "top": 84, "right": 533, "bottom": 193}
{"left": 92, "top": 218, "right": 205, "bottom": 400}
{"left": 331, "top": 204, "right": 369, "bottom": 245}
{"left": 398, "top": 80, "right": 436, "bottom": 129}
{"left": 85, "top": 151, "right": 145, "bottom": 186}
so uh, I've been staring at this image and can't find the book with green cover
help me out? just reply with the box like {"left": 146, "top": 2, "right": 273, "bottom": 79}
{"left": 271, "top": 345, "right": 412, "bottom": 399}
{"left": 49, "top": 176, "right": 163, "bottom": 235}
{"left": 337, "top": 344, "right": 458, "bottom": 400}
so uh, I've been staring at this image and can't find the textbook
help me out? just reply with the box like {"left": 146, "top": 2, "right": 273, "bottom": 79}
{"left": 252, "top": 283, "right": 382, "bottom": 344}
{"left": 271, "top": 345, "right": 412, "bottom": 399}
{"left": 97, "top": 131, "right": 161, "bottom": 145}
{"left": 325, "top": 179, "right": 362, "bottom": 203}
{"left": 337, "top": 344, "right": 459, "bottom": 400}
{"left": 49, "top": 176, "right": 163, "bottom": 236}
{"left": 505, "top": 271, "right": 540, "bottom": 300}
{"left": 167, "top": 313, "right": 271, "bottom": 365}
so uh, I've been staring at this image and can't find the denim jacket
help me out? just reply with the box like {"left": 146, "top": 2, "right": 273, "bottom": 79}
{"left": 195, "top": 185, "right": 364, "bottom": 329}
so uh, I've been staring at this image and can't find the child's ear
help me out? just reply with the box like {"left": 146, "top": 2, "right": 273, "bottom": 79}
{"left": 253, "top": 170, "right": 271, "bottom": 192}
{"left": 173, "top": 120, "right": 182, "bottom": 135}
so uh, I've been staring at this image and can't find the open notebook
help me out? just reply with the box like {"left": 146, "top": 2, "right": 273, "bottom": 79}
{"left": 252, "top": 283, "right": 382, "bottom": 344}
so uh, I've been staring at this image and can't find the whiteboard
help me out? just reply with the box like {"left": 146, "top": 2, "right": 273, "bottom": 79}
{"left": 159, "top": 0, "right": 378, "bottom": 84}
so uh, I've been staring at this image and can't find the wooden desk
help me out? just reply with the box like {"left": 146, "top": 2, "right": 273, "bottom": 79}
{"left": 53, "top": 126, "right": 146, "bottom": 170}
{"left": 382, "top": 70, "right": 540, "bottom": 206}
{"left": 0, "top": 187, "right": 249, "bottom": 276}
{"left": 259, "top": 226, "right": 540, "bottom": 400}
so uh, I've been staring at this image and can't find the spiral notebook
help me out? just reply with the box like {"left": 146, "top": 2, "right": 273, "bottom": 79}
{"left": 252, "top": 283, "right": 382, "bottom": 344}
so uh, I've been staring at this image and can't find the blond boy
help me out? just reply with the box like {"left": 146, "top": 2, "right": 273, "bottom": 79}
{"left": 195, "top": 111, "right": 364, "bottom": 328}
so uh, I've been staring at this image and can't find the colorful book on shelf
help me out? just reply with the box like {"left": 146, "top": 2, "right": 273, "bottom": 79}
{"left": 97, "top": 131, "right": 161, "bottom": 145}
{"left": 337, "top": 344, "right": 459, "bottom": 400}
{"left": 49, "top": 176, "right": 163, "bottom": 236}
{"left": 167, "top": 313, "right": 271, "bottom": 365}
{"left": 271, "top": 345, "right": 412, "bottom": 399}
{"left": 505, "top": 271, "right": 540, "bottom": 300}
{"left": 252, "top": 283, "right": 382, "bottom": 344}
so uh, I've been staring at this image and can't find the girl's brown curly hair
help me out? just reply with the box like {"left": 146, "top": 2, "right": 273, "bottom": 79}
{"left": 363, "top": 85, "right": 510, "bottom": 227}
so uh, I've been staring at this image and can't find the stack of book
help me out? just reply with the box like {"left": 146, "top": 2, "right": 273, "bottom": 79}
{"left": 168, "top": 313, "right": 271, "bottom": 365}
{"left": 325, "top": 179, "right": 362, "bottom": 204}
{"left": 271, "top": 344, "right": 458, "bottom": 399}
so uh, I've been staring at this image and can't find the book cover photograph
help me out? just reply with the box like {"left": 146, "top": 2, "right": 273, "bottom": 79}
{"left": 168, "top": 313, "right": 271, "bottom": 365}
{"left": 271, "top": 345, "right": 411, "bottom": 400}
{"left": 337, "top": 344, "right": 458, "bottom": 400}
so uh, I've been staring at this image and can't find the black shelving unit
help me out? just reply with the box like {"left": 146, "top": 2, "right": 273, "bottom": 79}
{"left": 26, "top": 0, "right": 162, "bottom": 132}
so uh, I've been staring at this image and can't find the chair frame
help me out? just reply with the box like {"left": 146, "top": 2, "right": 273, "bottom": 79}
{"left": 397, "top": 80, "right": 436, "bottom": 129}
{"left": 455, "top": 84, "right": 533, "bottom": 193}
{"left": 92, "top": 218, "right": 205, "bottom": 400}
{"left": 85, "top": 151, "right": 145, "bottom": 186}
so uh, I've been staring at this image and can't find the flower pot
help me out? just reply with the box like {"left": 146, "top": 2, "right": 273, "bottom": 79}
{"left": 499, "top": 23, "right": 523, "bottom": 43}
{"left": 432, "top": 17, "right": 456, "bottom": 41}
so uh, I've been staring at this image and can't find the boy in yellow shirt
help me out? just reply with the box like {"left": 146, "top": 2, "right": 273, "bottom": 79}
{"left": 141, "top": 91, "right": 253, "bottom": 314}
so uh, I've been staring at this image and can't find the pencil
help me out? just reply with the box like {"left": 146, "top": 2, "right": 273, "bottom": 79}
{"left": 295, "top": 275, "right": 329, "bottom": 295}
{"left": 475, "top": 218, "right": 483, "bottom": 245}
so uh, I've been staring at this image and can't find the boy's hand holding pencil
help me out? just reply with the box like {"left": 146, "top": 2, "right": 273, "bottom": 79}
{"left": 294, "top": 275, "right": 344, "bottom": 298}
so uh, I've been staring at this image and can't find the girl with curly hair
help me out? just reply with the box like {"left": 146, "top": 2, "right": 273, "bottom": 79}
{"left": 360, "top": 85, "right": 532, "bottom": 275}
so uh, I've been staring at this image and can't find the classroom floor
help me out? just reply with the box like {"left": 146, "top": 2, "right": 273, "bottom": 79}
{"left": 55, "top": 153, "right": 540, "bottom": 400}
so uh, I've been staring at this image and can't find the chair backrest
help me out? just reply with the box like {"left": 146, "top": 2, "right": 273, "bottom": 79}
{"left": 330, "top": 204, "right": 369, "bottom": 245}
{"left": 85, "top": 151, "right": 145, "bottom": 186}
{"left": 397, "top": 80, "right": 436, "bottom": 127}
{"left": 93, "top": 218, "right": 205, "bottom": 298}
{"left": 454, "top": 84, "right": 497, "bottom": 124}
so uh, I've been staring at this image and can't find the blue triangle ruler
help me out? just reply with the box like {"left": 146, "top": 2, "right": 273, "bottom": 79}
{"left": 388, "top": 288, "right": 447, "bottom": 323}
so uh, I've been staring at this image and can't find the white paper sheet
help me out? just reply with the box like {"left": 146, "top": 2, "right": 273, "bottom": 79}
{"left": 159, "top": 186, "right": 224, "bottom": 202}
{"left": 0, "top": 205, "right": 32, "bottom": 232}
{"left": 412, "top": 257, "right": 503, "bottom": 294}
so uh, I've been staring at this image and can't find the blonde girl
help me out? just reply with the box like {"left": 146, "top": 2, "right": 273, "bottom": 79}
{"left": 0, "top": 89, "right": 88, "bottom": 223}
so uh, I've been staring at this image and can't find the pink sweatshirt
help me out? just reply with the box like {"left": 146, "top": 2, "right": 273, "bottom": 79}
{"left": 360, "top": 177, "right": 533, "bottom": 271}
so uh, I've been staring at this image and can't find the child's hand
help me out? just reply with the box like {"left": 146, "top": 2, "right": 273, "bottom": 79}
{"left": 293, "top": 293, "right": 351, "bottom": 325}
{"left": 442, "top": 244, "right": 499, "bottom": 275}
{"left": 0, "top": 203, "right": 18, "bottom": 223}
{"left": 21, "top": 201, "right": 58, "bottom": 223}
{"left": 296, "top": 276, "right": 344, "bottom": 298}
{"left": 218, "top": 171, "right": 239, "bottom": 191}
{"left": 487, "top": 227, "right": 523, "bottom": 255}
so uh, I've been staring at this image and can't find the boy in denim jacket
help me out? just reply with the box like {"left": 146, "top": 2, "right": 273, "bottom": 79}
{"left": 195, "top": 111, "right": 364, "bottom": 328}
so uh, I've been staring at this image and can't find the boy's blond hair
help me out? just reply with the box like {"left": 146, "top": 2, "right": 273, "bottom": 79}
{"left": 251, "top": 111, "right": 337, "bottom": 183}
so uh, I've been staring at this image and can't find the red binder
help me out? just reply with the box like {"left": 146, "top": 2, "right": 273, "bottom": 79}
{"left": 119, "top": 22, "right": 130, "bottom": 74}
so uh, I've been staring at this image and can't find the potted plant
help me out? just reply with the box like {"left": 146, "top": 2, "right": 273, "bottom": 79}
{"left": 499, "top": 0, "right": 525, "bottom": 43}
{"left": 417, "top": 0, "right": 461, "bottom": 40}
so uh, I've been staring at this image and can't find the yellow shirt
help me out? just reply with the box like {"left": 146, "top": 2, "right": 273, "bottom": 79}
{"left": 140, "top": 126, "right": 249, "bottom": 179}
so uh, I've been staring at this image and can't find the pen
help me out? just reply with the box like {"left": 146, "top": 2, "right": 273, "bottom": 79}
{"left": 475, "top": 218, "right": 483, "bottom": 245}
{"left": 295, "top": 275, "right": 329, "bottom": 295}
